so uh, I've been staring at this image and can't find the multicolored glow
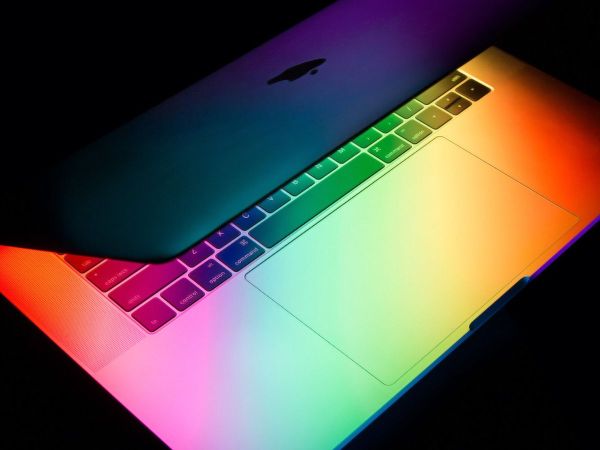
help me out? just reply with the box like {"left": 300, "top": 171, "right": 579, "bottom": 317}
{"left": 1, "top": 48, "right": 600, "bottom": 448}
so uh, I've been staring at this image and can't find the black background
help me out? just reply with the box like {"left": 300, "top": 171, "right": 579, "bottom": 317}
{"left": 1, "top": 1, "right": 599, "bottom": 448}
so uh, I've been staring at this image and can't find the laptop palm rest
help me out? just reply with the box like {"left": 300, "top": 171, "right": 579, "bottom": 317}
{"left": 246, "top": 137, "right": 577, "bottom": 385}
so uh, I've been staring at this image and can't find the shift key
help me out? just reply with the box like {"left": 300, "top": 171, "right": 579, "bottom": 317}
{"left": 109, "top": 260, "right": 186, "bottom": 312}
{"left": 87, "top": 260, "right": 144, "bottom": 292}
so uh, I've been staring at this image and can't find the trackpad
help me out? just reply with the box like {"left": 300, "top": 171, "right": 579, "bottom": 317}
{"left": 246, "top": 138, "right": 577, "bottom": 385}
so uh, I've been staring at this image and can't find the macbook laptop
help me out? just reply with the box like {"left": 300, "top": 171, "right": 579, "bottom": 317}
{"left": 2, "top": 4, "right": 600, "bottom": 450}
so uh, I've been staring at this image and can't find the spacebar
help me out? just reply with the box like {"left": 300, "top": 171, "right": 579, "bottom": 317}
{"left": 250, "top": 153, "right": 383, "bottom": 248}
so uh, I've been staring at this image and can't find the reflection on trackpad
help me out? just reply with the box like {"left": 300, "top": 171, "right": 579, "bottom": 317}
{"left": 246, "top": 138, "right": 577, "bottom": 385}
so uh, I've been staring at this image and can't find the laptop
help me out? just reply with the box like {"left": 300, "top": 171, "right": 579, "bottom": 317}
{"left": 2, "top": 6, "right": 600, "bottom": 450}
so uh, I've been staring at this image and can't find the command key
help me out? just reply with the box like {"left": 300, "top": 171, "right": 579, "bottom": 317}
{"left": 217, "top": 237, "right": 265, "bottom": 272}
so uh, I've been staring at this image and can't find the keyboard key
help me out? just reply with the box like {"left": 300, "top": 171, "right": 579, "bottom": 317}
{"left": 189, "top": 259, "right": 232, "bottom": 291}
{"left": 307, "top": 158, "right": 337, "bottom": 180}
{"left": 87, "top": 260, "right": 144, "bottom": 292}
{"left": 395, "top": 120, "right": 432, "bottom": 144}
{"left": 178, "top": 242, "right": 214, "bottom": 267}
{"left": 330, "top": 143, "right": 360, "bottom": 164}
{"left": 374, "top": 113, "right": 402, "bottom": 133}
{"left": 207, "top": 224, "right": 240, "bottom": 249}
{"left": 109, "top": 260, "right": 186, "bottom": 312}
{"left": 395, "top": 99, "right": 424, "bottom": 119}
{"left": 416, "top": 71, "right": 466, "bottom": 104}
{"left": 456, "top": 79, "right": 491, "bottom": 101}
{"left": 132, "top": 298, "right": 176, "bottom": 332}
{"left": 64, "top": 255, "right": 103, "bottom": 273}
{"left": 368, "top": 135, "right": 411, "bottom": 163}
{"left": 353, "top": 128, "right": 382, "bottom": 148}
{"left": 233, "top": 207, "right": 266, "bottom": 230}
{"left": 416, "top": 106, "right": 452, "bottom": 129}
{"left": 217, "top": 237, "right": 264, "bottom": 272}
{"left": 447, "top": 96, "right": 472, "bottom": 115}
{"left": 284, "top": 174, "right": 315, "bottom": 196}
{"left": 250, "top": 153, "right": 383, "bottom": 248}
{"left": 436, "top": 92, "right": 460, "bottom": 110}
{"left": 258, "top": 190, "right": 290, "bottom": 213}
{"left": 161, "top": 279, "right": 204, "bottom": 311}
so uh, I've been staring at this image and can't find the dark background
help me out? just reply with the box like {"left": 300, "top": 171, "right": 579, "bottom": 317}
{"left": 1, "top": 1, "right": 599, "bottom": 448}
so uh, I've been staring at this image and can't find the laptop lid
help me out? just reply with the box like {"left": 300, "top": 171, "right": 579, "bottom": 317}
{"left": 0, "top": 0, "right": 535, "bottom": 261}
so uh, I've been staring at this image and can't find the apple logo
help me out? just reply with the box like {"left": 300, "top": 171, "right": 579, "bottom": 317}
{"left": 267, "top": 58, "right": 326, "bottom": 85}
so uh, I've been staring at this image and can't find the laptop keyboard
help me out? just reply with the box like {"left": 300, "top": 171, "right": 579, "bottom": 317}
{"left": 61, "top": 71, "right": 491, "bottom": 333}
